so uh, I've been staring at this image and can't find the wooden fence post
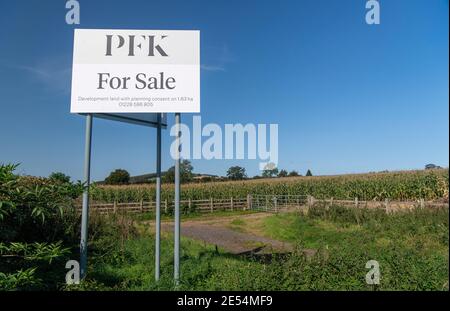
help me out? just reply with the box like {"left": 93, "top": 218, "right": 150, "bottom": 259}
{"left": 420, "top": 198, "right": 425, "bottom": 209}
{"left": 306, "top": 196, "right": 314, "bottom": 214}
{"left": 113, "top": 200, "right": 117, "bottom": 214}
{"left": 355, "top": 197, "right": 359, "bottom": 208}
{"left": 274, "top": 196, "right": 278, "bottom": 213}
{"left": 210, "top": 197, "right": 213, "bottom": 213}
{"left": 165, "top": 199, "right": 168, "bottom": 214}
{"left": 140, "top": 199, "right": 144, "bottom": 213}
{"left": 385, "top": 198, "right": 390, "bottom": 213}
{"left": 307, "top": 195, "right": 312, "bottom": 208}
{"left": 230, "top": 197, "right": 234, "bottom": 211}
{"left": 188, "top": 198, "right": 192, "bottom": 211}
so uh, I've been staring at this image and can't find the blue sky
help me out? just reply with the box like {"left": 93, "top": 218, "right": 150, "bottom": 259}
{"left": 0, "top": 0, "right": 448, "bottom": 181}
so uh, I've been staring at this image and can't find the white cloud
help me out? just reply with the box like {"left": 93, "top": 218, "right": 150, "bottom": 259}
{"left": 1, "top": 58, "right": 72, "bottom": 94}
{"left": 201, "top": 64, "right": 226, "bottom": 72}
{"left": 201, "top": 44, "right": 235, "bottom": 73}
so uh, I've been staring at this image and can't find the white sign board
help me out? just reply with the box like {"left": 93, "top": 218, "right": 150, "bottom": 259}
{"left": 70, "top": 29, "right": 200, "bottom": 113}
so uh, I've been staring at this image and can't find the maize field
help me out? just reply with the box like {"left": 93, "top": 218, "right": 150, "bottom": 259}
{"left": 89, "top": 169, "right": 449, "bottom": 203}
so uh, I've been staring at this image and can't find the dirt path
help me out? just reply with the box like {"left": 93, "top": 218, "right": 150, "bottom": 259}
{"left": 158, "top": 213, "right": 292, "bottom": 255}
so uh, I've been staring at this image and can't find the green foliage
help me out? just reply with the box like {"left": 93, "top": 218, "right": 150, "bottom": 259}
{"left": 278, "top": 169, "right": 288, "bottom": 177}
{"left": 3, "top": 163, "right": 446, "bottom": 291}
{"left": 105, "top": 169, "right": 130, "bottom": 185}
{"left": 0, "top": 164, "right": 19, "bottom": 221}
{"left": 306, "top": 169, "right": 313, "bottom": 176}
{"left": 0, "top": 164, "right": 83, "bottom": 290}
{"left": 163, "top": 160, "right": 193, "bottom": 183}
{"left": 91, "top": 169, "right": 449, "bottom": 203}
{"left": 226, "top": 166, "right": 247, "bottom": 180}
{"left": 49, "top": 172, "right": 71, "bottom": 184}
{"left": 262, "top": 167, "right": 279, "bottom": 178}
{"left": 288, "top": 170, "right": 300, "bottom": 177}
{"left": 71, "top": 206, "right": 448, "bottom": 291}
{"left": 0, "top": 268, "right": 39, "bottom": 291}
{"left": 260, "top": 207, "right": 449, "bottom": 290}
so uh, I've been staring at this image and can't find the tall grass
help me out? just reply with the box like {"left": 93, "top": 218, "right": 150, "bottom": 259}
{"left": 69, "top": 206, "right": 448, "bottom": 291}
{"left": 90, "top": 169, "right": 449, "bottom": 203}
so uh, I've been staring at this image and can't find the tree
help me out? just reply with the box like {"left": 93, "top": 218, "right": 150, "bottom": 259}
{"left": 305, "top": 169, "right": 313, "bottom": 177}
{"left": 278, "top": 169, "right": 288, "bottom": 178}
{"left": 163, "top": 160, "right": 194, "bottom": 183}
{"left": 226, "top": 166, "right": 247, "bottom": 180}
{"left": 262, "top": 168, "right": 279, "bottom": 178}
{"left": 288, "top": 170, "right": 300, "bottom": 177}
{"left": 104, "top": 169, "right": 130, "bottom": 185}
{"left": 48, "top": 172, "right": 71, "bottom": 184}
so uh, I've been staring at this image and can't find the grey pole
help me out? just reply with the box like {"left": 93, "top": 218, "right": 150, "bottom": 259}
{"left": 174, "top": 113, "right": 181, "bottom": 283}
{"left": 80, "top": 114, "right": 93, "bottom": 279}
{"left": 155, "top": 113, "right": 162, "bottom": 281}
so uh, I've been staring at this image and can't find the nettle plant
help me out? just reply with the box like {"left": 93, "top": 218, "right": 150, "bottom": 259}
{"left": 0, "top": 164, "right": 84, "bottom": 290}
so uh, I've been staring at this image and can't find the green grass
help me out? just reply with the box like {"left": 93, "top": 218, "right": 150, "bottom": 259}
{"left": 228, "top": 218, "right": 247, "bottom": 233}
{"left": 129, "top": 209, "right": 258, "bottom": 222}
{"left": 264, "top": 206, "right": 448, "bottom": 255}
{"left": 68, "top": 206, "right": 449, "bottom": 291}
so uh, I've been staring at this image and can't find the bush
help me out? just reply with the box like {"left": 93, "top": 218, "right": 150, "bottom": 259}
{"left": 105, "top": 169, "right": 130, "bottom": 185}
{"left": 49, "top": 172, "right": 71, "bottom": 184}
{"left": 278, "top": 170, "right": 288, "bottom": 178}
{"left": 226, "top": 166, "right": 247, "bottom": 180}
{"left": 0, "top": 164, "right": 83, "bottom": 290}
{"left": 288, "top": 170, "right": 300, "bottom": 177}
{"left": 163, "top": 160, "right": 193, "bottom": 183}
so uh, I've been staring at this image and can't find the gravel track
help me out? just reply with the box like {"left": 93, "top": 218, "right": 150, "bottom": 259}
{"left": 160, "top": 213, "right": 292, "bottom": 254}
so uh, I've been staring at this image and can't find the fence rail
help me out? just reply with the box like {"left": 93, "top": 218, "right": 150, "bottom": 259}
{"left": 251, "top": 195, "right": 449, "bottom": 213}
{"left": 76, "top": 195, "right": 449, "bottom": 215}
{"left": 76, "top": 196, "right": 250, "bottom": 214}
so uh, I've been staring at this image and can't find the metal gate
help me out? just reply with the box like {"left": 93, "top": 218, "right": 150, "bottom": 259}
{"left": 251, "top": 195, "right": 308, "bottom": 213}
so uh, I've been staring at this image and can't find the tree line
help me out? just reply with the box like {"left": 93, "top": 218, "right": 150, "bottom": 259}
{"left": 98, "top": 161, "right": 313, "bottom": 185}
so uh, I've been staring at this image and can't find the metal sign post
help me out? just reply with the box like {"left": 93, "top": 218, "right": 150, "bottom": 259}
{"left": 155, "top": 114, "right": 162, "bottom": 281}
{"left": 71, "top": 29, "right": 199, "bottom": 284}
{"left": 174, "top": 113, "right": 181, "bottom": 283}
{"left": 80, "top": 113, "right": 93, "bottom": 279}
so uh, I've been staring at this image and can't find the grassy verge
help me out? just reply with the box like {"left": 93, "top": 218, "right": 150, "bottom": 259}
{"left": 68, "top": 206, "right": 449, "bottom": 291}
{"left": 129, "top": 209, "right": 258, "bottom": 222}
